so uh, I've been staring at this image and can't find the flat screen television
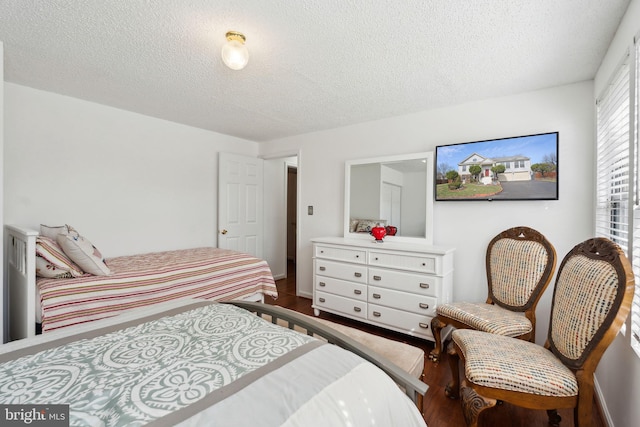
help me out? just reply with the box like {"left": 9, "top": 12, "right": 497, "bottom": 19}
{"left": 434, "top": 131, "right": 558, "bottom": 201}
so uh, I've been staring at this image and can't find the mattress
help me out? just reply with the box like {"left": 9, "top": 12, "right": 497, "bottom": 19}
{"left": 35, "top": 247, "right": 278, "bottom": 332}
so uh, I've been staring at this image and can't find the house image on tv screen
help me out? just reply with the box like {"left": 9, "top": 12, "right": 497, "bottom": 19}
{"left": 458, "top": 153, "right": 531, "bottom": 185}
{"left": 435, "top": 131, "right": 558, "bottom": 201}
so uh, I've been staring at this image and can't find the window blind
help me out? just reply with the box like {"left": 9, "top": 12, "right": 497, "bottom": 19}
{"left": 596, "top": 54, "right": 630, "bottom": 252}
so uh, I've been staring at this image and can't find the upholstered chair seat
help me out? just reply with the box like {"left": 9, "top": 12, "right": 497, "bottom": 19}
{"left": 436, "top": 302, "right": 532, "bottom": 337}
{"left": 453, "top": 330, "right": 578, "bottom": 397}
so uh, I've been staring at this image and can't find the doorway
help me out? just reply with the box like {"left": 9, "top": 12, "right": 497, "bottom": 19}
{"left": 280, "top": 162, "right": 297, "bottom": 299}
{"left": 286, "top": 166, "right": 297, "bottom": 269}
{"left": 263, "top": 155, "right": 298, "bottom": 291}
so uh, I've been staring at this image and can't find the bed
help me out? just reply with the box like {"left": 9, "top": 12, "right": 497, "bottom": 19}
{"left": 4, "top": 225, "right": 278, "bottom": 341}
{"left": 0, "top": 300, "right": 428, "bottom": 426}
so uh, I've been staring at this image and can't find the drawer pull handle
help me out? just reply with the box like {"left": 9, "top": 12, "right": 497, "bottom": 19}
{"left": 419, "top": 322, "right": 429, "bottom": 329}
{"left": 354, "top": 272, "right": 362, "bottom": 278}
{"left": 319, "top": 298, "right": 326, "bottom": 303}
{"left": 372, "top": 293, "right": 381, "bottom": 299}
{"left": 419, "top": 283, "right": 430, "bottom": 289}
{"left": 375, "top": 257, "right": 379, "bottom": 260}
{"left": 419, "top": 303, "right": 429, "bottom": 309}
{"left": 319, "top": 282, "right": 326, "bottom": 287}
{"left": 373, "top": 275, "right": 381, "bottom": 281}
{"left": 320, "top": 250, "right": 324, "bottom": 253}
{"left": 354, "top": 289, "right": 362, "bottom": 295}
{"left": 354, "top": 307, "right": 362, "bottom": 312}
{"left": 319, "top": 266, "right": 326, "bottom": 271}
{"left": 373, "top": 311, "right": 381, "bottom": 317}
{"left": 422, "top": 262, "right": 426, "bottom": 266}
{"left": 355, "top": 255, "right": 359, "bottom": 258}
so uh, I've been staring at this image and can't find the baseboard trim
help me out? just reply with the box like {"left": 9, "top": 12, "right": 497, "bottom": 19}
{"left": 272, "top": 273, "right": 285, "bottom": 281}
{"left": 594, "top": 375, "right": 613, "bottom": 427}
{"left": 298, "top": 290, "right": 312, "bottom": 299}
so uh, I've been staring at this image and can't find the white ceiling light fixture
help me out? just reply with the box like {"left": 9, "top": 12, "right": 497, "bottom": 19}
{"left": 221, "top": 31, "right": 249, "bottom": 70}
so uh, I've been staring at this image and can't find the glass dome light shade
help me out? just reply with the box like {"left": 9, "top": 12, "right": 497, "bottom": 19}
{"left": 221, "top": 38, "right": 249, "bottom": 70}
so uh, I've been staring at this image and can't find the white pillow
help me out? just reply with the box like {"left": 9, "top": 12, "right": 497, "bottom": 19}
{"left": 355, "top": 219, "right": 387, "bottom": 233}
{"left": 40, "top": 224, "right": 69, "bottom": 240}
{"left": 57, "top": 233, "right": 111, "bottom": 276}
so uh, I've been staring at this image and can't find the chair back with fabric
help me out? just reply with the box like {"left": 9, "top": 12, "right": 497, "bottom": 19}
{"left": 546, "top": 237, "right": 634, "bottom": 370}
{"left": 487, "top": 226, "right": 556, "bottom": 312}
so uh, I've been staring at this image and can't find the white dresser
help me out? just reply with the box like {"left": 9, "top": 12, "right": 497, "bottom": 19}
{"left": 311, "top": 236, "right": 454, "bottom": 341}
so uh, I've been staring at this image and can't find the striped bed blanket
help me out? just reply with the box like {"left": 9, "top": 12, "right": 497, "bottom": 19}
{"left": 36, "top": 247, "right": 278, "bottom": 332}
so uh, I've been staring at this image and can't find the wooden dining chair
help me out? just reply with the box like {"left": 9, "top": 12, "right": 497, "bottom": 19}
{"left": 446, "top": 237, "right": 634, "bottom": 427}
{"left": 429, "top": 226, "right": 557, "bottom": 362}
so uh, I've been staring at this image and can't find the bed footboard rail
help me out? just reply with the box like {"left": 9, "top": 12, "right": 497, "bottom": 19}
{"left": 225, "top": 301, "right": 428, "bottom": 406}
{"left": 4, "top": 225, "right": 39, "bottom": 342}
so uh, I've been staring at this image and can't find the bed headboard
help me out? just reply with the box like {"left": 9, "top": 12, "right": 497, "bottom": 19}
{"left": 4, "top": 225, "right": 39, "bottom": 342}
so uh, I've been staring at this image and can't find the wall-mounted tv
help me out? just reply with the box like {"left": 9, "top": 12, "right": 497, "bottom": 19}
{"left": 435, "top": 132, "right": 558, "bottom": 201}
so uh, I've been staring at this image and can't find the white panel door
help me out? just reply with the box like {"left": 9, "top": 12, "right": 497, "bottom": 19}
{"left": 218, "top": 152, "right": 264, "bottom": 258}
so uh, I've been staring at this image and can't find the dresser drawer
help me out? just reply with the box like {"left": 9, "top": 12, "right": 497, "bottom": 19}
{"left": 368, "top": 267, "right": 442, "bottom": 297}
{"left": 368, "top": 250, "right": 440, "bottom": 274}
{"left": 315, "top": 244, "right": 366, "bottom": 264}
{"left": 316, "top": 276, "right": 367, "bottom": 301}
{"left": 315, "top": 291, "right": 367, "bottom": 320}
{"left": 368, "top": 304, "right": 433, "bottom": 340}
{"left": 315, "top": 259, "right": 367, "bottom": 283}
{"left": 368, "top": 286, "right": 437, "bottom": 316}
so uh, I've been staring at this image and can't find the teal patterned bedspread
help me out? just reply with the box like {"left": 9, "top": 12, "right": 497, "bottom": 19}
{"left": 0, "top": 303, "right": 318, "bottom": 426}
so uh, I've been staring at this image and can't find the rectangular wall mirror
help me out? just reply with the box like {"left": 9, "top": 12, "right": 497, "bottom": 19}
{"left": 344, "top": 152, "right": 434, "bottom": 244}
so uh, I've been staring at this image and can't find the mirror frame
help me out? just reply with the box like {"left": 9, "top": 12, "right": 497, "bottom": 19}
{"left": 344, "top": 151, "right": 434, "bottom": 245}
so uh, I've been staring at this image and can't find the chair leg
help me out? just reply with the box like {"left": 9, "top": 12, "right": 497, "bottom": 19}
{"left": 547, "top": 409, "right": 561, "bottom": 427}
{"left": 444, "top": 341, "right": 460, "bottom": 399}
{"left": 574, "top": 379, "right": 595, "bottom": 427}
{"left": 460, "top": 379, "right": 497, "bottom": 427}
{"left": 429, "top": 317, "right": 446, "bottom": 362}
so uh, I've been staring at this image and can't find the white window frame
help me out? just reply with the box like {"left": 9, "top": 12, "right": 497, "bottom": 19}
{"left": 630, "top": 33, "right": 640, "bottom": 357}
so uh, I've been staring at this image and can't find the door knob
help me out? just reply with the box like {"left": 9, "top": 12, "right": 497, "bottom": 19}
{"left": 220, "top": 229, "right": 228, "bottom": 235}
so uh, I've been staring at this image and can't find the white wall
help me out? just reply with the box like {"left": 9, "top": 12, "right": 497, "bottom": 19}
{"left": 260, "top": 81, "right": 595, "bottom": 347}
{"left": 3, "top": 83, "right": 259, "bottom": 257}
{"left": 593, "top": 1, "right": 640, "bottom": 426}
{"left": 401, "top": 169, "right": 427, "bottom": 236}
{"left": 350, "top": 164, "right": 381, "bottom": 219}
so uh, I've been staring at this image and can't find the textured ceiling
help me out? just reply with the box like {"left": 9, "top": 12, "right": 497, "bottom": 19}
{"left": 0, "top": 1, "right": 630, "bottom": 142}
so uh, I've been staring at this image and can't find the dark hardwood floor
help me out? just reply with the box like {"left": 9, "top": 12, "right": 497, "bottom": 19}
{"left": 267, "top": 262, "right": 605, "bottom": 427}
